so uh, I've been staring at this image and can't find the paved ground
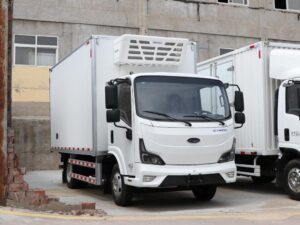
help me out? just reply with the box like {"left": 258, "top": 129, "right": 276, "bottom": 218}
{"left": 1, "top": 170, "right": 300, "bottom": 224}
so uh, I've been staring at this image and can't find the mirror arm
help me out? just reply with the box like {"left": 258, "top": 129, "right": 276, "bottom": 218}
{"left": 113, "top": 122, "right": 132, "bottom": 140}
{"left": 225, "top": 83, "right": 241, "bottom": 92}
{"left": 113, "top": 122, "right": 128, "bottom": 130}
{"left": 234, "top": 124, "right": 244, "bottom": 129}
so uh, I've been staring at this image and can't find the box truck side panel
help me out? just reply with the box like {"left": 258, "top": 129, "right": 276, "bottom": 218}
{"left": 50, "top": 41, "right": 93, "bottom": 151}
{"left": 95, "top": 37, "right": 119, "bottom": 152}
{"left": 216, "top": 59, "right": 235, "bottom": 102}
{"left": 233, "top": 47, "right": 270, "bottom": 155}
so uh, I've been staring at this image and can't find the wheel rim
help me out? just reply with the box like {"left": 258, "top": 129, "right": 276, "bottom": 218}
{"left": 66, "top": 162, "right": 72, "bottom": 184}
{"left": 288, "top": 168, "right": 300, "bottom": 193}
{"left": 112, "top": 171, "right": 122, "bottom": 199}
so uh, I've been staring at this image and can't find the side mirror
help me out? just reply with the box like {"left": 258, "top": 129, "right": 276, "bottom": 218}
{"left": 234, "top": 91, "right": 244, "bottom": 112}
{"left": 106, "top": 109, "right": 120, "bottom": 123}
{"left": 235, "top": 112, "right": 245, "bottom": 124}
{"left": 105, "top": 85, "right": 118, "bottom": 109}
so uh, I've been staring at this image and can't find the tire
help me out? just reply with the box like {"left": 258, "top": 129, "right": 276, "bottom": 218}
{"left": 192, "top": 185, "right": 217, "bottom": 201}
{"left": 66, "top": 160, "right": 87, "bottom": 189}
{"left": 251, "top": 176, "right": 275, "bottom": 184}
{"left": 111, "top": 164, "right": 133, "bottom": 206}
{"left": 284, "top": 159, "right": 300, "bottom": 201}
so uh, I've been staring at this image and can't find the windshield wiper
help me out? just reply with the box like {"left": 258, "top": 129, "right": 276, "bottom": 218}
{"left": 184, "top": 114, "right": 225, "bottom": 126}
{"left": 143, "top": 111, "right": 192, "bottom": 127}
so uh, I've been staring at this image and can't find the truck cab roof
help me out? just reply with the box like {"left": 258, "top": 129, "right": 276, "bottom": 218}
{"left": 121, "top": 72, "right": 221, "bottom": 81}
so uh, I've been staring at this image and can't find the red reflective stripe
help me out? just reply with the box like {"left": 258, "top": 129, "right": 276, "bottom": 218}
{"left": 240, "top": 151, "right": 246, "bottom": 155}
{"left": 251, "top": 151, "right": 257, "bottom": 155}
{"left": 258, "top": 50, "right": 261, "bottom": 59}
{"left": 249, "top": 45, "right": 255, "bottom": 49}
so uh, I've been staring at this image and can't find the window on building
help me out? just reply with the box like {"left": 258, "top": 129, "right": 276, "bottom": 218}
{"left": 275, "top": 0, "right": 300, "bottom": 10}
{"left": 220, "top": 48, "right": 234, "bottom": 55}
{"left": 14, "top": 35, "right": 58, "bottom": 66}
{"left": 218, "top": 0, "right": 248, "bottom": 5}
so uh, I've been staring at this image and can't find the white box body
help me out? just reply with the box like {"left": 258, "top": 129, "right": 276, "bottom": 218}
{"left": 197, "top": 41, "right": 300, "bottom": 156}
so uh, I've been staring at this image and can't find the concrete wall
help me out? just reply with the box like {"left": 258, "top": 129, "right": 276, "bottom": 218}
{"left": 12, "top": 117, "right": 59, "bottom": 170}
{"left": 13, "top": 0, "right": 300, "bottom": 60}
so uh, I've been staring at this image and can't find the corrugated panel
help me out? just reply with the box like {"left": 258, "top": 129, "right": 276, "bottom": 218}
{"left": 234, "top": 45, "right": 267, "bottom": 154}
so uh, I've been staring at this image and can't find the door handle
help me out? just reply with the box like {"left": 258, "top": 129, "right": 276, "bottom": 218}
{"left": 284, "top": 128, "right": 290, "bottom": 141}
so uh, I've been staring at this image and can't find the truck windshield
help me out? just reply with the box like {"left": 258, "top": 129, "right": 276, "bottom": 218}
{"left": 135, "top": 76, "right": 231, "bottom": 122}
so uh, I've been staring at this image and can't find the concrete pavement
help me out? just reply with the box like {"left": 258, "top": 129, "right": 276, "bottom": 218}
{"left": 0, "top": 170, "right": 299, "bottom": 224}
{"left": 24, "top": 170, "right": 300, "bottom": 217}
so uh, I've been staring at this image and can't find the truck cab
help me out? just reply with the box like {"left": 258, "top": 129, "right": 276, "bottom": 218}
{"left": 271, "top": 49, "right": 300, "bottom": 199}
{"left": 105, "top": 72, "right": 245, "bottom": 205}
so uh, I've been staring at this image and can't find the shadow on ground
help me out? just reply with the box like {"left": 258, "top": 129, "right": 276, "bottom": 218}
{"left": 223, "top": 177, "right": 285, "bottom": 196}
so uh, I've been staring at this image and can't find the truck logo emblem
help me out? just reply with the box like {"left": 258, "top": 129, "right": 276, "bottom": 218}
{"left": 187, "top": 138, "right": 200, "bottom": 144}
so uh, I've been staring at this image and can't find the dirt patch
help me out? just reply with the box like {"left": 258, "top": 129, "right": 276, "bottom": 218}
{"left": 7, "top": 199, "right": 106, "bottom": 217}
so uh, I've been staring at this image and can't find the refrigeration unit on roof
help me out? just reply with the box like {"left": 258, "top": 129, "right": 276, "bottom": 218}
{"left": 113, "top": 34, "right": 188, "bottom": 66}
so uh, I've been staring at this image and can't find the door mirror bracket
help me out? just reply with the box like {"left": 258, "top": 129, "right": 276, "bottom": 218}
{"left": 113, "top": 122, "right": 132, "bottom": 141}
{"left": 234, "top": 112, "right": 245, "bottom": 129}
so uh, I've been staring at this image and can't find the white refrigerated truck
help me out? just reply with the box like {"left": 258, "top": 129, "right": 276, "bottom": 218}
{"left": 197, "top": 41, "right": 300, "bottom": 200}
{"left": 50, "top": 34, "right": 245, "bottom": 206}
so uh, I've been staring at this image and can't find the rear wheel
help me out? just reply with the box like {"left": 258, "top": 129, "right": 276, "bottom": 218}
{"left": 66, "top": 159, "right": 87, "bottom": 189}
{"left": 192, "top": 185, "right": 217, "bottom": 201}
{"left": 111, "top": 164, "right": 133, "bottom": 206}
{"left": 251, "top": 175, "right": 275, "bottom": 184}
{"left": 284, "top": 160, "right": 300, "bottom": 200}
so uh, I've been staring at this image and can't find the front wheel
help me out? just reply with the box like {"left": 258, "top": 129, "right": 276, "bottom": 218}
{"left": 284, "top": 160, "right": 300, "bottom": 200}
{"left": 192, "top": 185, "right": 217, "bottom": 201}
{"left": 111, "top": 164, "right": 133, "bottom": 206}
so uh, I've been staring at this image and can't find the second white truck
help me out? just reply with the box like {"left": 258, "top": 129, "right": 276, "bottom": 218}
{"left": 50, "top": 34, "right": 245, "bottom": 206}
{"left": 197, "top": 41, "right": 300, "bottom": 200}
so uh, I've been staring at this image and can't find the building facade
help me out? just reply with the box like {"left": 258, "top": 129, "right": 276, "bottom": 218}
{"left": 12, "top": 0, "right": 300, "bottom": 114}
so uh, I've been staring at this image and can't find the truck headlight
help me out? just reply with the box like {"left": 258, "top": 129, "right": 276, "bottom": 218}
{"left": 218, "top": 138, "right": 236, "bottom": 163}
{"left": 140, "top": 139, "right": 165, "bottom": 165}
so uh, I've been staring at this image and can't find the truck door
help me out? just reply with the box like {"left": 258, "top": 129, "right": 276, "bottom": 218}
{"left": 278, "top": 81, "right": 300, "bottom": 151}
{"left": 110, "top": 82, "right": 134, "bottom": 175}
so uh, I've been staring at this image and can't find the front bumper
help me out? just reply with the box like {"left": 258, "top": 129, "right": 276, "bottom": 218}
{"left": 124, "top": 161, "right": 236, "bottom": 188}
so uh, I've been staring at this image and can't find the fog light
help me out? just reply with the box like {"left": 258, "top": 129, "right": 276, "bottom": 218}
{"left": 143, "top": 175, "right": 156, "bottom": 182}
{"left": 226, "top": 171, "right": 235, "bottom": 178}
